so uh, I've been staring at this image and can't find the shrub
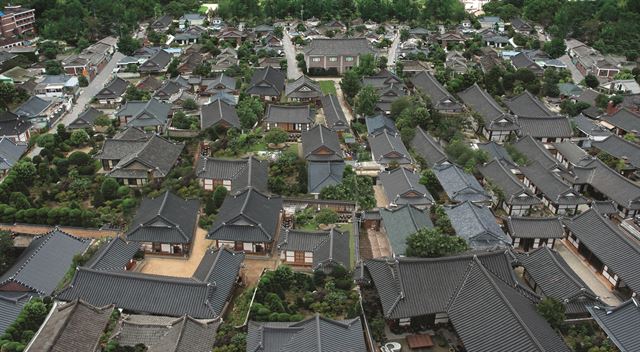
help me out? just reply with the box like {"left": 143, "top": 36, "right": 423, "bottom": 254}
{"left": 314, "top": 208, "right": 338, "bottom": 225}
{"left": 101, "top": 177, "right": 120, "bottom": 201}
{"left": 264, "top": 128, "right": 288, "bottom": 144}
{"left": 68, "top": 151, "right": 91, "bottom": 166}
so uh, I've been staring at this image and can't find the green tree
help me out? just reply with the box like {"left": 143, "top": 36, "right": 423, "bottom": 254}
{"left": 237, "top": 97, "right": 264, "bottom": 129}
{"left": 315, "top": 208, "right": 339, "bottom": 225}
{"left": 354, "top": 85, "right": 379, "bottom": 117}
{"left": 537, "top": 297, "right": 565, "bottom": 330}
{"left": 183, "top": 98, "right": 198, "bottom": 110}
{"left": 45, "top": 60, "right": 64, "bottom": 75}
{"left": 69, "top": 129, "right": 90, "bottom": 146}
{"left": 340, "top": 69, "right": 362, "bottom": 99}
{"left": 78, "top": 75, "right": 88, "bottom": 87}
{"left": 38, "top": 41, "right": 59, "bottom": 59}
{"left": 213, "top": 186, "right": 228, "bottom": 210}
{"left": 13, "top": 161, "right": 36, "bottom": 184}
{"left": 585, "top": 74, "right": 599, "bottom": 89}
{"left": 405, "top": 227, "right": 468, "bottom": 257}
{"left": 543, "top": 38, "right": 566, "bottom": 59}
{"left": 0, "top": 230, "right": 14, "bottom": 274}
{"left": 167, "top": 58, "right": 180, "bottom": 78}
{"left": 265, "top": 128, "right": 288, "bottom": 144}
{"left": 101, "top": 177, "right": 120, "bottom": 201}
{"left": 117, "top": 35, "right": 141, "bottom": 56}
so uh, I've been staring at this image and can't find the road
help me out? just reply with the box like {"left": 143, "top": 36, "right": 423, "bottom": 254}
{"left": 559, "top": 54, "right": 584, "bottom": 84}
{"left": 27, "top": 51, "right": 125, "bottom": 158}
{"left": 387, "top": 31, "right": 400, "bottom": 72}
{"left": 282, "top": 32, "right": 302, "bottom": 80}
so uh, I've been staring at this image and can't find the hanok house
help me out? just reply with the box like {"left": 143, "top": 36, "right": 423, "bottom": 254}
{"left": 195, "top": 156, "right": 269, "bottom": 193}
{"left": 13, "top": 95, "right": 58, "bottom": 129}
{"left": 477, "top": 141, "right": 517, "bottom": 166}
{"left": 505, "top": 91, "right": 572, "bottom": 143}
{"left": 564, "top": 209, "right": 640, "bottom": 298}
{"left": 365, "top": 114, "right": 397, "bottom": 135}
{"left": 379, "top": 167, "right": 433, "bottom": 208}
{"left": 95, "top": 76, "right": 129, "bottom": 106}
{"left": 410, "top": 127, "right": 447, "bottom": 168}
{"left": 208, "top": 188, "right": 283, "bottom": 254}
{"left": 446, "top": 257, "right": 570, "bottom": 352}
{"left": 519, "top": 161, "right": 589, "bottom": 215}
{"left": 445, "top": 201, "right": 512, "bottom": 250}
{"left": 138, "top": 49, "right": 173, "bottom": 74}
{"left": 247, "top": 315, "right": 366, "bottom": 352}
{"left": 591, "top": 134, "right": 640, "bottom": 176}
{"left": 380, "top": 204, "right": 433, "bottom": 256}
{"left": 513, "top": 135, "right": 566, "bottom": 172}
{"left": 356, "top": 250, "right": 521, "bottom": 328}
{"left": 264, "top": 104, "right": 314, "bottom": 134}
{"left": 126, "top": 191, "right": 199, "bottom": 255}
{"left": 510, "top": 52, "right": 543, "bottom": 76}
{"left": 285, "top": 75, "right": 323, "bottom": 104}
{"left": 458, "top": 83, "right": 519, "bottom": 142}
{"left": 24, "top": 300, "right": 115, "bottom": 352}
{"left": 515, "top": 246, "right": 604, "bottom": 319}
{"left": 153, "top": 80, "right": 184, "bottom": 103}
{"left": 57, "top": 247, "right": 245, "bottom": 319}
{"left": 569, "top": 158, "right": 640, "bottom": 218}
{"left": 432, "top": 162, "right": 491, "bottom": 204}
{"left": 320, "top": 94, "right": 349, "bottom": 132}
{"left": 410, "top": 70, "right": 463, "bottom": 114}
{"left": 84, "top": 237, "right": 140, "bottom": 271}
{"left": 1, "top": 114, "right": 30, "bottom": 145}
{"left": 94, "top": 131, "right": 184, "bottom": 187}
{"left": 150, "top": 14, "right": 173, "bottom": 32}
{"left": 246, "top": 66, "right": 286, "bottom": 102}
{"left": 307, "top": 161, "right": 345, "bottom": 196}
{"left": 478, "top": 159, "right": 542, "bottom": 216}
{"left": 115, "top": 98, "right": 171, "bottom": 133}
{"left": 506, "top": 216, "right": 564, "bottom": 251}
{"left": 194, "top": 74, "right": 238, "bottom": 96}
{"left": 369, "top": 129, "right": 412, "bottom": 168}
{"left": 277, "top": 228, "right": 351, "bottom": 272}
{"left": 200, "top": 98, "right": 240, "bottom": 130}
{"left": 0, "top": 229, "right": 90, "bottom": 296}
{"left": 588, "top": 298, "right": 640, "bottom": 352}
{"left": 0, "top": 137, "right": 26, "bottom": 176}
{"left": 68, "top": 107, "right": 106, "bottom": 131}
{"left": 601, "top": 107, "right": 640, "bottom": 138}
{"left": 304, "top": 38, "right": 375, "bottom": 75}
{"left": 301, "top": 124, "right": 342, "bottom": 162}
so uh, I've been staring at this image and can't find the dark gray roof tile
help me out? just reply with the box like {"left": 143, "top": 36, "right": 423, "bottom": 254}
{"left": 369, "top": 130, "right": 411, "bottom": 165}
{"left": 85, "top": 237, "right": 139, "bottom": 271}
{"left": 433, "top": 163, "right": 490, "bottom": 203}
{"left": 380, "top": 205, "right": 433, "bottom": 256}
{"left": 379, "top": 167, "right": 433, "bottom": 206}
{"left": 479, "top": 159, "right": 541, "bottom": 206}
{"left": 506, "top": 217, "right": 564, "bottom": 239}
{"left": 410, "top": 127, "right": 447, "bottom": 167}
{"left": 301, "top": 124, "right": 342, "bottom": 162}
{"left": 588, "top": 298, "right": 640, "bottom": 352}
{"left": 445, "top": 201, "right": 511, "bottom": 249}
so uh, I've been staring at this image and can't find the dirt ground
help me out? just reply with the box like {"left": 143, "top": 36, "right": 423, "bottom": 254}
{"left": 373, "top": 185, "right": 389, "bottom": 208}
{"left": 243, "top": 256, "right": 278, "bottom": 285}
{"left": 366, "top": 228, "right": 392, "bottom": 258}
{"left": 139, "top": 227, "right": 213, "bottom": 277}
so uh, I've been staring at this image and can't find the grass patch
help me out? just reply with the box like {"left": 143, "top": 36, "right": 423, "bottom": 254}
{"left": 227, "top": 286, "right": 255, "bottom": 326}
{"left": 319, "top": 80, "right": 337, "bottom": 95}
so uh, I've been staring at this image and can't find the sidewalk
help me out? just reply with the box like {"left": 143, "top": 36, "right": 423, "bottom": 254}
{"left": 555, "top": 240, "right": 621, "bottom": 306}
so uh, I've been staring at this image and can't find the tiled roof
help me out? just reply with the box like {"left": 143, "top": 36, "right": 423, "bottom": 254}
{"left": 69, "top": 107, "right": 103, "bottom": 129}
{"left": 552, "top": 141, "right": 589, "bottom": 166}
{"left": 208, "top": 188, "right": 282, "bottom": 243}
{"left": 445, "top": 201, "right": 511, "bottom": 249}
{"left": 246, "top": 315, "right": 366, "bottom": 352}
{"left": 588, "top": 298, "right": 640, "bottom": 352}
{"left": 304, "top": 38, "right": 374, "bottom": 56}
{"left": 264, "top": 104, "right": 313, "bottom": 124}
{"left": 519, "top": 161, "right": 589, "bottom": 206}
{"left": 591, "top": 200, "right": 618, "bottom": 215}
{"left": 200, "top": 98, "right": 240, "bottom": 129}
{"left": 0, "top": 137, "right": 26, "bottom": 171}
{"left": 411, "top": 71, "right": 462, "bottom": 112}
{"left": 285, "top": 75, "right": 322, "bottom": 99}
{"left": 369, "top": 130, "right": 412, "bottom": 165}
{"left": 379, "top": 167, "right": 433, "bottom": 207}
{"left": 513, "top": 136, "right": 560, "bottom": 170}
{"left": 447, "top": 258, "right": 569, "bottom": 352}
{"left": 14, "top": 96, "right": 51, "bottom": 117}
{"left": 278, "top": 228, "right": 351, "bottom": 270}
{"left": 361, "top": 250, "right": 517, "bottom": 319}
{"left": 592, "top": 134, "right": 640, "bottom": 169}
{"left": 57, "top": 268, "right": 218, "bottom": 319}
{"left": 320, "top": 94, "right": 349, "bottom": 131}
{"left": 410, "top": 127, "right": 447, "bottom": 167}
{"left": 138, "top": 50, "right": 172, "bottom": 73}
{"left": 85, "top": 237, "right": 139, "bottom": 271}
{"left": 564, "top": 209, "right": 640, "bottom": 293}
{"left": 0, "top": 111, "right": 31, "bottom": 137}
{"left": 505, "top": 91, "right": 554, "bottom": 117}
{"left": 114, "top": 315, "right": 220, "bottom": 352}
{"left": 432, "top": 162, "right": 490, "bottom": 203}
{"left": 365, "top": 114, "right": 397, "bottom": 135}
{"left": 116, "top": 99, "right": 171, "bottom": 128}
{"left": 0, "top": 292, "right": 33, "bottom": 335}
{"left": 126, "top": 191, "right": 200, "bottom": 244}
{"left": 195, "top": 156, "right": 269, "bottom": 194}
{"left": 570, "top": 158, "right": 640, "bottom": 211}
{"left": 458, "top": 84, "right": 519, "bottom": 132}
{"left": 25, "top": 300, "right": 114, "bottom": 352}
{"left": 574, "top": 114, "right": 611, "bottom": 138}
{"left": 0, "top": 229, "right": 90, "bottom": 295}
{"left": 517, "top": 116, "right": 573, "bottom": 139}
{"left": 307, "top": 161, "right": 345, "bottom": 194}
{"left": 603, "top": 108, "right": 640, "bottom": 133}
{"left": 246, "top": 66, "right": 285, "bottom": 97}
{"left": 192, "top": 247, "right": 245, "bottom": 315}
{"left": 95, "top": 77, "right": 129, "bottom": 100}
{"left": 478, "top": 159, "right": 541, "bottom": 206}
{"left": 380, "top": 205, "right": 433, "bottom": 256}
{"left": 516, "top": 247, "right": 602, "bottom": 316}
{"left": 476, "top": 142, "right": 515, "bottom": 165}
{"left": 506, "top": 217, "right": 564, "bottom": 239}
{"left": 301, "top": 124, "right": 342, "bottom": 162}
{"left": 105, "top": 134, "right": 184, "bottom": 179}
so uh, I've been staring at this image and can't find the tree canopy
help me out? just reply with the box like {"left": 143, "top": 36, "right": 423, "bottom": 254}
{"left": 405, "top": 227, "right": 468, "bottom": 258}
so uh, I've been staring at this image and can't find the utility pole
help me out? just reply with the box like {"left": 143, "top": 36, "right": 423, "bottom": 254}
{"left": 300, "top": 4, "right": 304, "bottom": 22}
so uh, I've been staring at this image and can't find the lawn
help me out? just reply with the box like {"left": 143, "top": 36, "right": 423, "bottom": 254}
{"left": 319, "top": 80, "right": 337, "bottom": 95}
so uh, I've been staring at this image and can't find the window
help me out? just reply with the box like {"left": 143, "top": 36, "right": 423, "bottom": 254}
{"left": 329, "top": 57, "right": 338, "bottom": 62}
{"left": 305, "top": 252, "right": 313, "bottom": 263}
{"left": 312, "top": 57, "right": 321, "bottom": 62}
{"left": 286, "top": 250, "right": 295, "bottom": 262}
{"left": 345, "top": 56, "right": 354, "bottom": 62}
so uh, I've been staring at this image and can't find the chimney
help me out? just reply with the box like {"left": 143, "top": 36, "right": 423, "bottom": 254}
{"left": 606, "top": 100, "right": 617, "bottom": 116}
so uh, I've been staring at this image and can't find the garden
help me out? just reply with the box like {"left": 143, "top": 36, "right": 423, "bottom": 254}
{"left": 249, "top": 265, "right": 360, "bottom": 322}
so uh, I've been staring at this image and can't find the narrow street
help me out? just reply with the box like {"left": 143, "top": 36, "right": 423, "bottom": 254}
{"left": 27, "top": 51, "right": 125, "bottom": 158}
{"left": 282, "top": 32, "right": 302, "bottom": 80}
{"left": 387, "top": 31, "right": 400, "bottom": 71}
{"left": 559, "top": 54, "right": 584, "bottom": 84}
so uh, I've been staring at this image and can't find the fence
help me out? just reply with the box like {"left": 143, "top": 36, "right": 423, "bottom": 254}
{"left": 0, "top": 223, "right": 121, "bottom": 239}
{"left": 167, "top": 128, "right": 200, "bottom": 138}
